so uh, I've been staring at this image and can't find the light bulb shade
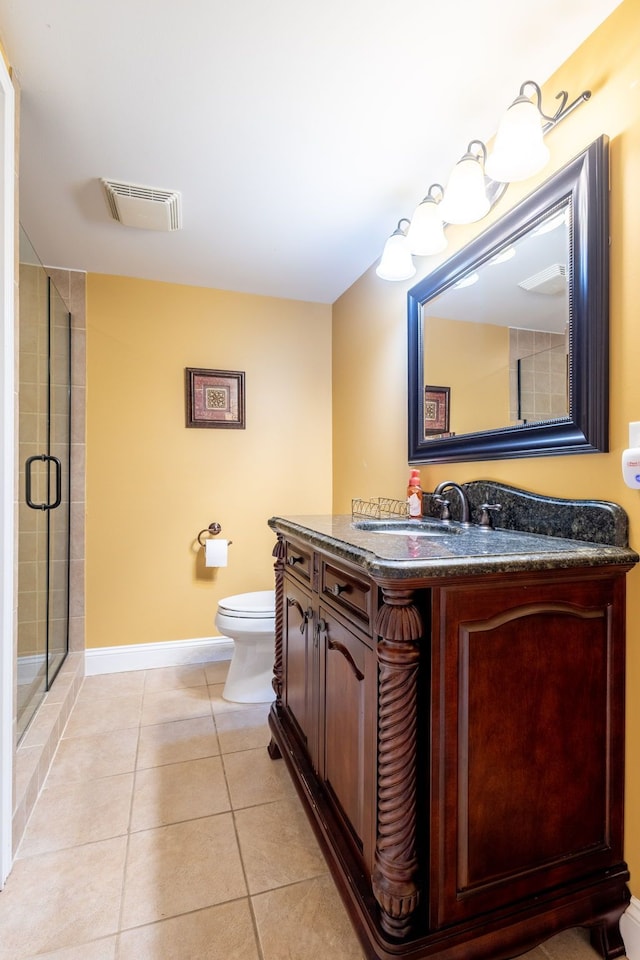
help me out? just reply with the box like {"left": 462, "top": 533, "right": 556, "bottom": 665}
{"left": 439, "top": 154, "right": 490, "bottom": 225}
{"left": 376, "top": 230, "right": 416, "bottom": 281}
{"left": 407, "top": 198, "right": 447, "bottom": 256}
{"left": 485, "top": 97, "right": 550, "bottom": 183}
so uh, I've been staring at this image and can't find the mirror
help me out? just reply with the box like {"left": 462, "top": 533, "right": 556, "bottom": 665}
{"left": 408, "top": 136, "right": 609, "bottom": 464}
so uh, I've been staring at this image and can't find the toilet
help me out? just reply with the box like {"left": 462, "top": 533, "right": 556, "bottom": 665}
{"left": 214, "top": 590, "right": 276, "bottom": 703}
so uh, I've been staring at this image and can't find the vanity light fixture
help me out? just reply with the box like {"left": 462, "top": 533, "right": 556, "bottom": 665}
{"left": 452, "top": 271, "right": 480, "bottom": 290}
{"left": 377, "top": 79, "right": 590, "bottom": 281}
{"left": 439, "top": 141, "right": 491, "bottom": 225}
{"left": 486, "top": 81, "right": 589, "bottom": 183}
{"left": 376, "top": 219, "right": 416, "bottom": 281}
{"left": 406, "top": 184, "right": 447, "bottom": 256}
{"left": 488, "top": 244, "right": 516, "bottom": 265}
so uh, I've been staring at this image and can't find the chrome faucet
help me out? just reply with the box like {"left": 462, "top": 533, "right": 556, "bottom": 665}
{"left": 432, "top": 481, "right": 471, "bottom": 525}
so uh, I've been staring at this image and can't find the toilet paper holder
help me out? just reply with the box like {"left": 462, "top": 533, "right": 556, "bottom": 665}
{"left": 197, "top": 522, "right": 233, "bottom": 547}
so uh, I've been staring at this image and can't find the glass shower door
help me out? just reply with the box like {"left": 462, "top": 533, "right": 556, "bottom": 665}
{"left": 47, "top": 281, "right": 71, "bottom": 683}
{"left": 17, "top": 230, "right": 71, "bottom": 741}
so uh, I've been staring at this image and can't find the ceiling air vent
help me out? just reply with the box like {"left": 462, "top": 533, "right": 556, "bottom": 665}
{"left": 101, "top": 179, "right": 182, "bottom": 231}
{"left": 518, "top": 262, "right": 567, "bottom": 295}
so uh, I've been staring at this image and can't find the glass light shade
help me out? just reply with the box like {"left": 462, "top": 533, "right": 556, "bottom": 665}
{"left": 407, "top": 198, "right": 447, "bottom": 256}
{"left": 439, "top": 155, "right": 490, "bottom": 225}
{"left": 485, "top": 98, "right": 550, "bottom": 182}
{"left": 376, "top": 230, "right": 416, "bottom": 281}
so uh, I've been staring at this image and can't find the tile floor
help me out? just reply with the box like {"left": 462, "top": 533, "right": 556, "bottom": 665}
{"left": 0, "top": 662, "right": 609, "bottom": 959}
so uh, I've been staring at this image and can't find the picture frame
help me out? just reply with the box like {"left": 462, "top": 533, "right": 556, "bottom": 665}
{"left": 185, "top": 368, "right": 245, "bottom": 429}
{"left": 424, "top": 385, "right": 450, "bottom": 437}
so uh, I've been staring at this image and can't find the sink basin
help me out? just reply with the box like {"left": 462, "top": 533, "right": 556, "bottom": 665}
{"left": 352, "top": 519, "right": 462, "bottom": 537}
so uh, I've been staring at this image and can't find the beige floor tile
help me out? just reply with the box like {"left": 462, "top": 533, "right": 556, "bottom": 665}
{"left": 137, "top": 714, "right": 219, "bottom": 768}
{"left": 205, "top": 659, "right": 230, "bottom": 685}
{"left": 62, "top": 693, "right": 142, "bottom": 739}
{"left": 209, "top": 681, "right": 261, "bottom": 716}
{"left": 130, "top": 756, "right": 230, "bottom": 830}
{"left": 0, "top": 837, "right": 126, "bottom": 960}
{"left": 118, "top": 900, "right": 260, "bottom": 960}
{"left": 252, "top": 875, "right": 365, "bottom": 960}
{"left": 121, "top": 813, "right": 247, "bottom": 929}
{"left": 46, "top": 727, "right": 139, "bottom": 785}
{"left": 235, "top": 797, "right": 327, "bottom": 893}
{"left": 23, "top": 939, "right": 117, "bottom": 960}
{"left": 78, "top": 671, "right": 146, "bottom": 701}
{"left": 141, "top": 685, "right": 212, "bottom": 725}
{"left": 18, "top": 773, "right": 134, "bottom": 857}
{"left": 223, "top": 745, "right": 297, "bottom": 809}
{"left": 215, "top": 703, "right": 272, "bottom": 754}
{"left": 143, "top": 663, "right": 208, "bottom": 693}
{"left": 540, "top": 928, "right": 601, "bottom": 959}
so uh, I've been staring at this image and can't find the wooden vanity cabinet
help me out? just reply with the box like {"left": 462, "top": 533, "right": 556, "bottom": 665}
{"left": 269, "top": 531, "right": 632, "bottom": 960}
{"left": 279, "top": 535, "right": 378, "bottom": 868}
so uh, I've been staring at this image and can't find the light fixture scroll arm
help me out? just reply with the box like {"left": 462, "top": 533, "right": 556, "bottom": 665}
{"left": 519, "top": 79, "right": 591, "bottom": 132}
{"left": 466, "top": 139, "right": 488, "bottom": 163}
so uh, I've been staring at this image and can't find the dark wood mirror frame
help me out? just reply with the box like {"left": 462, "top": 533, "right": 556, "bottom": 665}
{"left": 407, "top": 135, "right": 609, "bottom": 464}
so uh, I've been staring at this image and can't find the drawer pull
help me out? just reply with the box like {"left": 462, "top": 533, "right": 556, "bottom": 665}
{"left": 327, "top": 637, "right": 365, "bottom": 682}
{"left": 287, "top": 555, "right": 304, "bottom": 566}
{"left": 330, "top": 582, "right": 349, "bottom": 597}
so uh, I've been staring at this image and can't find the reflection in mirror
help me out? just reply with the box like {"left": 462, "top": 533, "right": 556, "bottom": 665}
{"left": 408, "top": 136, "right": 609, "bottom": 464}
{"left": 422, "top": 203, "right": 570, "bottom": 437}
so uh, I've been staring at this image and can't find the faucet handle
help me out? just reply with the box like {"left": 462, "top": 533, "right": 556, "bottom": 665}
{"left": 433, "top": 495, "right": 451, "bottom": 521}
{"left": 478, "top": 502, "right": 502, "bottom": 528}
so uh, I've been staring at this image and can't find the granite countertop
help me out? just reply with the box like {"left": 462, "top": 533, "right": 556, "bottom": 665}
{"left": 268, "top": 513, "right": 639, "bottom": 580}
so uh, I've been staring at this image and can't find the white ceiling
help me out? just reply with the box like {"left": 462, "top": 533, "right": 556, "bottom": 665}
{"left": 0, "top": 0, "right": 623, "bottom": 304}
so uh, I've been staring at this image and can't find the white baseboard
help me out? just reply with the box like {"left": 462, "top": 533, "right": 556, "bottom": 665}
{"left": 621, "top": 896, "right": 640, "bottom": 960}
{"left": 85, "top": 636, "right": 233, "bottom": 676}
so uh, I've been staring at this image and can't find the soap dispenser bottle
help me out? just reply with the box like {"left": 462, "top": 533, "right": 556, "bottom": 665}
{"left": 407, "top": 470, "right": 423, "bottom": 519}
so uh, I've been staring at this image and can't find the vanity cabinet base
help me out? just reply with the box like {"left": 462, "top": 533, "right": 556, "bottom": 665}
{"left": 268, "top": 526, "right": 633, "bottom": 960}
{"left": 269, "top": 705, "right": 629, "bottom": 960}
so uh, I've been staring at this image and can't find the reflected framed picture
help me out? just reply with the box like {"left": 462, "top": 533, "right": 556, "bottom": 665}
{"left": 424, "top": 385, "right": 450, "bottom": 436}
{"left": 185, "top": 368, "right": 245, "bottom": 428}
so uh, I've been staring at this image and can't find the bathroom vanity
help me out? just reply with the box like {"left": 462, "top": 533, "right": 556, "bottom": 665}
{"left": 267, "top": 483, "right": 638, "bottom": 960}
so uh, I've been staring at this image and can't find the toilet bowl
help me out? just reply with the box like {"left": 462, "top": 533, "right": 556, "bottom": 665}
{"left": 215, "top": 590, "right": 276, "bottom": 703}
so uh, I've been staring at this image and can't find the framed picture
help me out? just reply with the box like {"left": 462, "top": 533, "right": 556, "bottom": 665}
{"left": 185, "top": 368, "right": 245, "bottom": 429}
{"left": 424, "top": 385, "right": 450, "bottom": 436}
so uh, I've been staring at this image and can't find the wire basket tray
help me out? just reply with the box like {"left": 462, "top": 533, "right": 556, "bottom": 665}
{"left": 351, "top": 497, "right": 409, "bottom": 520}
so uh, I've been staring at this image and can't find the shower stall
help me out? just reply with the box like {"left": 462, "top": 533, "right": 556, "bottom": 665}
{"left": 16, "top": 228, "right": 71, "bottom": 742}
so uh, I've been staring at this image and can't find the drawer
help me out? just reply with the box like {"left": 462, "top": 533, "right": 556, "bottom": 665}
{"left": 284, "top": 539, "right": 313, "bottom": 583}
{"left": 320, "top": 558, "right": 373, "bottom": 631}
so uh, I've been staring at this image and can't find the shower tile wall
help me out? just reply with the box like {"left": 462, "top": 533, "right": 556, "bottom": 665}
{"left": 509, "top": 328, "right": 568, "bottom": 424}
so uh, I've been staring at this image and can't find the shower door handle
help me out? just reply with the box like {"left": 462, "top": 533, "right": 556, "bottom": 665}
{"left": 25, "top": 454, "right": 62, "bottom": 511}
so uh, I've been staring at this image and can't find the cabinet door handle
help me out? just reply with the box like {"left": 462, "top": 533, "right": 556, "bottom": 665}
{"left": 314, "top": 617, "right": 327, "bottom": 648}
{"left": 286, "top": 597, "right": 313, "bottom": 634}
{"left": 330, "top": 582, "right": 349, "bottom": 597}
{"left": 287, "top": 554, "right": 304, "bottom": 566}
{"left": 327, "top": 637, "right": 365, "bottom": 682}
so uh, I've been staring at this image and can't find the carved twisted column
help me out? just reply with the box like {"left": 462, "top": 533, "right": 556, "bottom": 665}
{"left": 372, "top": 585, "right": 422, "bottom": 939}
{"left": 271, "top": 535, "right": 286, "bottom": 705}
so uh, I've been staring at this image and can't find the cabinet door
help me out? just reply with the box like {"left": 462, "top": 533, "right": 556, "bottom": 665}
{"left": 428, "top": 572, "right": 626, "bottom": 928}
{"left": 283, "top": 576, "right": 316, "bottom": 762}
{"left": 319, "top": 605, "right": 376, "bottom": 870}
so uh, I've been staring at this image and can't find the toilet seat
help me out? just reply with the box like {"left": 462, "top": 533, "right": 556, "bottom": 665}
{"left": 217, "top": 590, "right": 275, "bottom": 619}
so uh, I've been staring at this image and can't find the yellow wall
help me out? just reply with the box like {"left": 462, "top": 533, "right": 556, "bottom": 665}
{"left": 86, "top": 275, "right": 332, "bottom": 649}
{"left": 333, "top": 0, "right": 640, "bottom": 889}
{"left": 425, "top": 316, "right": 509, "bottom": 435}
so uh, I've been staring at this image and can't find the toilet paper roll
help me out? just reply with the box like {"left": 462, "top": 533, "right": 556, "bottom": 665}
{"left": 205, "top": 539, "right": 228, "bottom": 567}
